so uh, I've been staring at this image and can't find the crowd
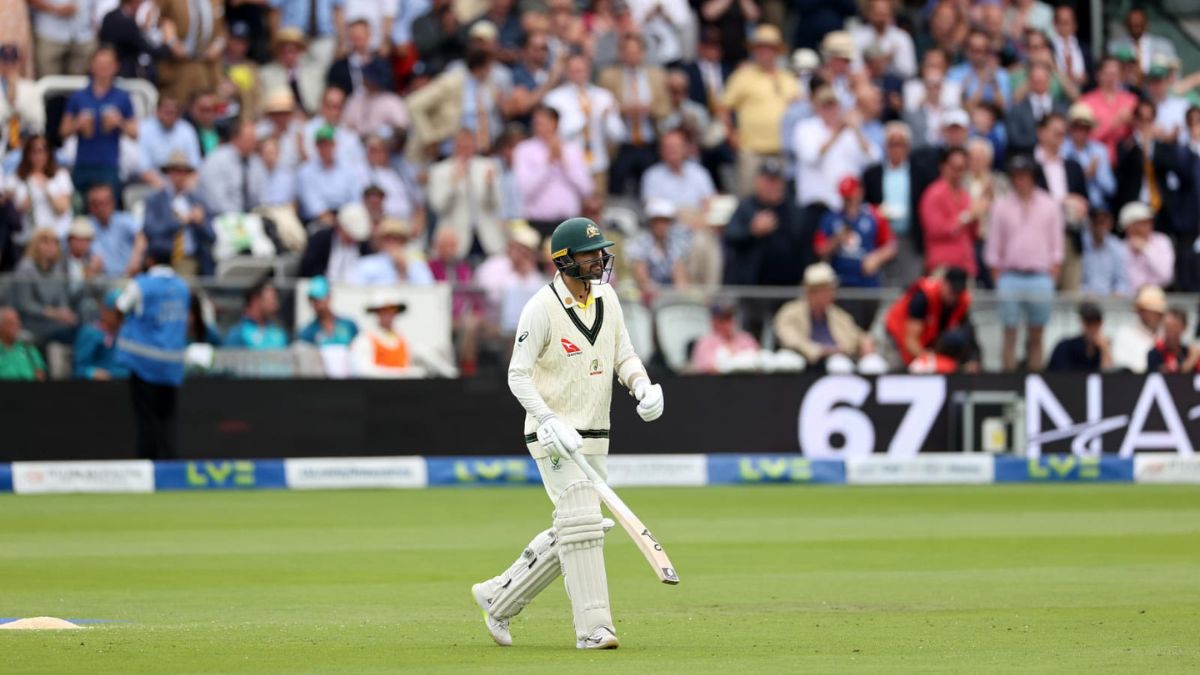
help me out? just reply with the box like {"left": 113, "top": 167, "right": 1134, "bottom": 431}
{"left": 0, "top": 0, "right": 1199, "bottom": 382}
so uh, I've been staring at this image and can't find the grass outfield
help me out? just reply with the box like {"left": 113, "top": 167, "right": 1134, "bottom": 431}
{"left": 2, "top": 485, "right": 1198, "bottom": 673}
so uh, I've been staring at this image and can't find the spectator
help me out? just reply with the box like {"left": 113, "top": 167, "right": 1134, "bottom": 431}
{"left": 297, "top": 276, "right": 358, "bottom": 347}
{"left": 411, "top": 0, "right": 465, "bottom": 78}
{"left": 196, "top": 118, "right": 268, "bottom": 217}
{"left": 494, "top": 124, "right": 524, "bottom": 221}
{"left": 968, "top": 102, "right": 1006, "bottom": 170}
{"left": 62, "top": 217, "right": 103, "bottom": 288}
{"left": 326, "top": 18, "right": 391, "bottom": 96}
{"left": 157, "top": 0, "right": 225, "bottom": 102}
{"left": 1108, "top": 7, "right": 1176, "bottom": 77}
{"left": 860, "top": 44, "right": 903, "bottom": 123}
{"left": 350, "top": 293, "right": 449, "bottom": 378}
{"left": 348, "top": 218, "right": 434, "bottom": 286}
{"left": 138, "top": 96, "right": 202, "bottom": 189}
{"left": 903, "top": 69, "right": 952, "bottom": 148}
{"left": 818, "top": 29, "right": 860, "bottom": 110}
{"left": 1145, "top": 59, "right": 1189, "bottom": 141}
{"left": 73, "top": 288, "right": 129, "bottom": 380}
{"left": 1080, "top": 209, "right": 1130, "bottom": 297}
{"left": 694, "top": 0, "right": 754, "bottom": 68}
{"left": 1008, "top": 62, "right": 1066, "bottom": 154}
{"left": 1062, "top": 103, "right": 1117, "bottom": 210}
{"left": 794, "top": 87, "right": 878, "bottom": 213}
{"left": 224, "top": 279, "right": 289, "bottom": 349}
{"left": 544, "top": 52, "right": 623, "bottom": 194}
{"left": 964, "top": 138, "right": 1005, "bottom": 270}
{"left": 985, "top": 154, "right": 1063, "bottom": 372}
{"left": 85, "top": 183, "right": 143, "bottom": 277}
{"left": 510, "top": 30, "right": 561, "bottom": 124}
{"left": 99, "top": 0, "right": 172, "bottom": 81}
{"left": 919, "top": 146, "right": 978, "bottom": 277}
{"left": 721, "top": 25, "right": 798, "bottom": 196}
{"left": 270, "top": 0, "right": 346, "bottom": 80}
{"left": 0, "top": 1, "right": 32, "bottom": 79}
{"left": 661, "top": 68, "right": 719, "bottom": 160}
{"left": 627, "top": 198, "right": 690, "bottom": 299}
{"left": 32, "top": 0, "right": 96, "bottom": 77}
{"left": 0, "top": 46, "right": 45, "bottom": 148}
{"left": 427, "top": 129, "right": 506, "bottom": 261}
{"left": 1009, "top": 28, "right": 1078, "bottom": 107}
{"left": 186, "top": 287, "right": 221, "bottom": 346}
{"left": 297, "top": 124, "right": 364, "bottom": 225}
{"left": 1118, "top": 201, "right": 1175, "bottom": 291}
{"left": 1047, "top": 302, "right": 1112, "bottom": 372}
{"left": 641, "top": 130, "right": 716, "bottom": 211}
{"left": 474, "top": 221, "right": 546, "bottom": 335}
{"left": 1147, "top": 307, "right": 1198, "bottom": 373}
{"left": 428, "top": 227, "right": 482, "bottom": 375}
{"left": 683, "top": 28, "right": 731, "bottom": 113}
{"left": 852, "top": 0, "right": 917, "bottom": 80}
{"left": 475, "top": 0, "right": 521, "bottom": 62}
{"left": 13, "top": 228, "right": 77, "bottom": 344}
{"left": 0, "top": 306, "right": 46, "bottom": 380}
{"left": 363, "top": 135, "right": 416, "bottom": 223}
{"left": 185, "top": 91, "right": 221, "bottom": 156}
{"left": 142, "top": 151, "right": 214, "bottom": 276}
{"left": 922, "top": 1, "right": 967, "bottom": 59}
{"left": 910, "top": 107, "right": 970, "bottom": 221}
{"left": 341, "top": 63, "right": 408, "bottom": 138}
{"left": 257, "top": 89, "right": 306, "bottom": 171}
{"left": 1079, "top": 57, "right": 1137, "bottom": 162}
{"left": 884, "top": 267, "right": 974, "bottom": 366}
{"left": 60, "top": 47, "right": 136, "bottom": 199}
{"left": 855, "top": 83, "right": 887, "bottom": 157}
{"left": 774, "top": 262, "right": 879, "bottom": 371}
{"left": 513, "top": 106, "right": 592, "bottom": 237}
{"left": 1034, "top": 113, "right": 1088, "bottom": 208}
{"left": 863, "top": 121, "right": 921, "bottom": 287}
{"left": 948, "top": 29, "right": 1011, "bottom": 110}
{"left": 599, "top": 33, "right": 668, "bottom": 196}
{"left": 690, "top": 301, "right": 760, "bottom": 374}
{"left": 299, "top": 201, "right": 372, "bottom": 281}
{"left": 724, "top": 159, "right": 814, "bottom": 288}
{"left": 1115, "top": 100, "right": 1181, "bottom": 235}
{"left": 342, "top": 0, "right": 395, "bottom": 55}
{"left": 815, "top": 176, "right": 896, "bottom": 327}
{"left": 1048, "top": 5, "right": 1091, "bottom": 90}
{"left": 219, "top": 21, "right": 261, "bottom": 119}
{"left": 301, "top": 87, "right": 367, "bottom": 174}
{"left": 6, "top": 135, "right": 73, "bottom": 241}
{"left": 1112, "top": 284, "right": 1166, "bottom": 373}
{"left": 258, "top": 27, "right": 323, "bottom": 115}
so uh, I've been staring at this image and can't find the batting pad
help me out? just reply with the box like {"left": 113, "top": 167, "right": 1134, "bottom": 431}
{"left": 485, "top": 527, "right": 562, "bottom": 620}
{"left": 554, "top": 480, "right": 612, "bottom": 639}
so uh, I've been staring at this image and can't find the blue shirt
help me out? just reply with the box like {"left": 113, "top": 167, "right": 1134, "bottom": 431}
{"left": 65, "top": 82, "right": 134, "bottom": 169}
{"left": 1062, "top": 138, "right": 1116, "bottom": 209}
{"left": 271, "top": 0, "right": 345, "bottom": 38}
{"left": 298, "top": 316, "right": 358, "bottom": 346}
{"left": 947, "top": 63, "right": 1011, "bottom": 109}
{"left": 224, "top": 317, "right": 290, "bottom": 350}
{"left": 348, "top": 252, "right": 435, "bottom": 286}
{"left": 91, "top": 212, "right": 141, "bottom": 278}
{"left": 73, "top": 323, "right": 130, "bottom": 380}
{"left": 296, "top": 159, "right": 364, "bottom": 220}
{"left": 138, "top": 118, "right": 202, "bottom": 174}
{"left": 881, "top": 163, "right": 911, "bottom": 235}
{"left": 1081, "top": 233, "right": 1131, "bottom": 296}
{"left": 640, "top": 161, "right": 716, "bottom": 210}
{"left": 817, "top": 208, "right": 889, "bottom": 288}
{"left": 779, "top": 100, "right": 813, "bottom": 178}
{"left": 391, "top": 0, "right": 431, "bottom": 45}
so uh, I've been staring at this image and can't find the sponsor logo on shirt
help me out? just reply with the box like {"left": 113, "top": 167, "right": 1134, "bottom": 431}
{"left": 561, "top": 338, "right": 582, "bottom": 356}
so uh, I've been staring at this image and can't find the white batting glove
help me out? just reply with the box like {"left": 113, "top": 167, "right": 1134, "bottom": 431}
{"left": 632, "top": 380, "right": 664, "bottom": 422}
{"left": 536, "top": 415, "right": 583, "bottom": 460}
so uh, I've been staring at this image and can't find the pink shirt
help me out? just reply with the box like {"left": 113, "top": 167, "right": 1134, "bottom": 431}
{"left": 1126, "top": 232, "right": 1175, "bottom": 291}
{"left": 691, "top": 331, "right": 760, "bottom": 374}
{"left": 919, "top": 178, "right": 977, "bottom": 276}
{"left": 513, "top": 138, "right": 594, "bottom": 221}
{"left": 984, "top": 188, "right": 1064, "bottom": 273}
{"left": 1079, "top": 88, "right": 1137, "bottom": 163}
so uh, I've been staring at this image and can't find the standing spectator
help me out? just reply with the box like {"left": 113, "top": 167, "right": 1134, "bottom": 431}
{"left": 411, "top": 0, "right": 465, "bottom": 78}
{"left": 1032, "top": 113, "right": 1088, "bottom": 218}
{"left": 296, "top": 124, "right": 364, "bottom": 225}
{"left": 1115, "top": 100, "right": 1181, "bottom": 235}
{"left": 258, "top": 27, "right": 323, "bottom": 115}
{"left": 1118, "top": 201, "right": 1175, "bottom": 291}
{"left": 689, "top": 301, "right": 760, "bottom": 374}
{"left": 1147, "top": 307, "right": 1198, "bottom": 373}
{"left": 326, "top": 18, "right": 390, "bottom": 97}
{"left": 724, "top": 159, "right": 814, "bottom": 288}
{"left": 509, "top": 30, "right": 561, "bottom": 124}
{"left": 494, "top": 124, "right": 525, "bottom": 221}
{"left": 196, "top": 119, "right": 268, "bottom": 217}
{"left": 684, "top": 28, "right": 731, "bottom": 112}
{"left": 909, "top": 108, "right": 970, "bottom": 228}
{"left": 985, "top": 154, "right": 1063, "bottom": 372}
{"left": 544, "top": 52, "right": 624, "bottom": 195}
{"left": 1108, "top": 7, "right": 1177, "bottom": 77}
{"left": 791, "top": 0, "right": 856, "bottom": 52}
{"left": 224, "top": 279, "right": 289, "bottom": 349}
{"left": 884, "top": 267, "right": 974, "bottom": 367}
{"left": 60, "top": 47, "right": 136, "bottom": 199}
{"left": 142, "top": 151, "right": 214, "bottom": 277}
{"left": 693, "top": 0, "right": 755, "bottom": 69}
{"left": 1080, "top": 209, "right": 1130, "bottom": 297}
{"left": 297, "top": 276, "right": 358, "bottom": 347}
{"left": 948, "top": 29, "right": 1011, "bottom": 110}
{"left": 1047, "top": 302, "right": 1112, "bottom": 372}
{"left": 73, "top": 289, "right": 129, "bottom": 380}
{"left": 270, "top": 0, "right": 346, "bottom": 79}
{"left": 1062, "top": 103, "right": 1117, "bottom": 211}
{"left": 99, "top": 0, "right": 169, "bottom": 81}
{"left": 641, "top": 129, "right": 715, "bottom": 211}
{"left": 1145, "top": 60, "right": 1189, "bottom": 141}
{"left": 32, "top": 0, "right": 96, "bottom": 77}
{"left": 0, "top": 307, "right": 46, "bottom": 380}
{"left": 137, "top": 96, "right": 202, "bottom": 189}
{"left": 815, "top": 177, "right": 896, "bottom": 327}
{"left": 1048, "top": 6, "right": 1091, "bottom": 91}
{"left": 513, "top": 106, "right": 592, "bottom": 237}
{"left": 903, "top": 69, "right": 952, "bottom": 148}
{"left": 428, "top": 227, "right": 482, "bottom": 375}
{"left": 299, "top": 202, "right": 372, "bottom": 281}
{"left": 793, "top": 87, "right": 878, "bottom": 213}
{"left": 157, "top": 0, "right": 225, "bottom": 102}
{"left": 348, "top": 218, "right": 434, "bottom": 285}
{"left": 428, "top": 129, "right": 506, "bottom": 260}
{"left": 919, "top": 146, "right": 978, "bottom": 277}
{"left": 599, "top": 33, "right": 668, "bottom": 196}
{"left": 774, "top": 262, "right": 878, "bottom": 371}
{"left": 1112, "top": 284, "right": 1166, "bottom": 373}
{"left": 7, "top": 135, "right": 73, "bottom": 241}
{"left": 13, "top": 228, "right": 77, "bottom": 344}
{"left": 851, "top": 0, "right": 917, "bottom": 80}
{"left": 1007, "top": 62, "right": 1066, "bottom": 155}
{"left": 475, "top": 221, "right": 546, "bottom": 337}
{"left": 0, "top": 46, "right": 45, "bottom": 148}
{"left": 659, "top": 70, "right": 716, "bottom": 157}
{"left": 720, "top": 25, "right": 798, "bottom": 196}
{"left": 964, "top": 138, "right": 1005, "bottom": 282}
{"left": 341, "top": 63, "right": 408, "bottom": 137}
{"left": 86, "top": 183, "right": 143, "bottom": 277}
{"left": 1079, "top": 57, "right": 1137, "bottom": 162}
{"left": 627, "top": 198, "right": 690, "bottom": 299}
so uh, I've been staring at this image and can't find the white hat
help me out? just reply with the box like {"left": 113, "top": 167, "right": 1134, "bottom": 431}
{"left": 1135, "top": 285, "right": 1167, "bottom": 314}
{"left": 67, "top": 216, "right": 95, "bottom": 239}
{"left": 1118, "top": 201, "right": 1154, "bottom": 230}
{"left": 508, "top": 220, "right": 542, "bottom": 250}
{"left": 469, "top": 20, "right": 498, "bottom": 41}
{"left": 803, "top": 262, "right": 838, "bottom": 287}
{"left": 706, "top": 195, "right": 738, "bottom": 227}
{"left": 941, "top": 108, "right": 970, "bottom": 129}
{"left": 791, "top": 48, "right": 820, "bottom": 72}
{"left": 821, "top": 31, "right": 855, "bottom": 60}
{"left": 645, "top": 198, "right": 677, "bottom": 220}
{"left": 336, "top": 202, "right": 371, "bottom": 242}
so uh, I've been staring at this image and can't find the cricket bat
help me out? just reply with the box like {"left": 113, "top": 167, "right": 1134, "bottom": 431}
{"left": 568, "top": 450, "right": 680, "bottom": 585}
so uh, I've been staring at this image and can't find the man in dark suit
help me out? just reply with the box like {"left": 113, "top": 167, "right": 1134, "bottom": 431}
{"left": 864, "top": 121, "right": 923, "bottom": 286}
{"left": 683, "top": 28, "right": 731, "bottom": 112}
{"left": 1033, "top": 114, "right": 1088, "bottom": 199}
{"left": 1114, "top": 100, "right": 1183, "bottom": 234}
{"left": 142, "top": 151, "right": 214, "bottom": 276}
{"left": 1008, "top": 63, "right": 1069, "bottom": 155}
{"left": 1174, "top": 134, "right": 1200, "bottom": 291}
{"left": 299, "top": 201, "right": 376, "bottom": 279}
{"left": 326, "top": 19, "right": 392, "bottom": 97}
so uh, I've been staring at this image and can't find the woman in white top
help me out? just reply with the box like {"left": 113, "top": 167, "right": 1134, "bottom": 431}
{"left": 8, "top": 135, "right": 73, "bottom": 242}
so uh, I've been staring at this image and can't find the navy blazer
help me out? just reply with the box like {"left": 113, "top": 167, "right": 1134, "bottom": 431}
{"left": 1006, "top": 98, "right": 1069, "bottom": 155}
{"left": 683, "top": 60, "right": 732, "bottom": 110}
{"left": 142, "top": 189, "right": 215, "bottom": 276}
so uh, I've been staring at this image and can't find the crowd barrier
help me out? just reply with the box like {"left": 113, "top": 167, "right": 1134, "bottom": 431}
{"left": 2, "top": 454, "right": 1198, "bottom": 494}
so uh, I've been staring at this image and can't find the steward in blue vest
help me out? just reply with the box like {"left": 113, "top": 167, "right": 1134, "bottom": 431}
{"left": 115, "top": 245, "right": 190, "bottom": 459}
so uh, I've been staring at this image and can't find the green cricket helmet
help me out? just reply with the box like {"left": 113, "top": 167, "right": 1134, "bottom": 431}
{"left": 549, "top": 217, "right": 616, "bottom": 282}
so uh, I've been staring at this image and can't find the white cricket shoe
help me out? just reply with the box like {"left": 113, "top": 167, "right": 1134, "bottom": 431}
{"left": 471, "top": 583, "right": 512, "bottom": 646}
{"left": 576, "top": 626, "right": 619, "bottom": 650}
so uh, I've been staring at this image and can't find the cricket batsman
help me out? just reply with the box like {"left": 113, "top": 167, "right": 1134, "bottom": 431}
{"left": 471, "top": 217, "right": 665, "bottom": 650}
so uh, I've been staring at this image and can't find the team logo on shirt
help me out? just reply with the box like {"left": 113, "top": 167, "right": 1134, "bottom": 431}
{"left": 590, "top": 358, "right": 603, "bottom": 376}
{"left": 561, "top": 338, "right": 583, "bottom": 356}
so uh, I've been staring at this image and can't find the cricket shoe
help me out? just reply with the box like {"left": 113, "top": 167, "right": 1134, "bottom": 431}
{"left": 576, "top": 626, "right": 619, "bottom": 650}
{"left": 471, "top": 582, "right": 512, "bottom": 646}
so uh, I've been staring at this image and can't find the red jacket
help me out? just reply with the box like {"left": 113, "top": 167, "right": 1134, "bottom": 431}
{"left": 885, "top": 277, "right": 971, "bottom": 364}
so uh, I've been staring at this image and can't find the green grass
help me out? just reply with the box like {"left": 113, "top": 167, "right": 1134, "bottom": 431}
{"left": 1, "top": 485, "right": 1199, "bottom": 673}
